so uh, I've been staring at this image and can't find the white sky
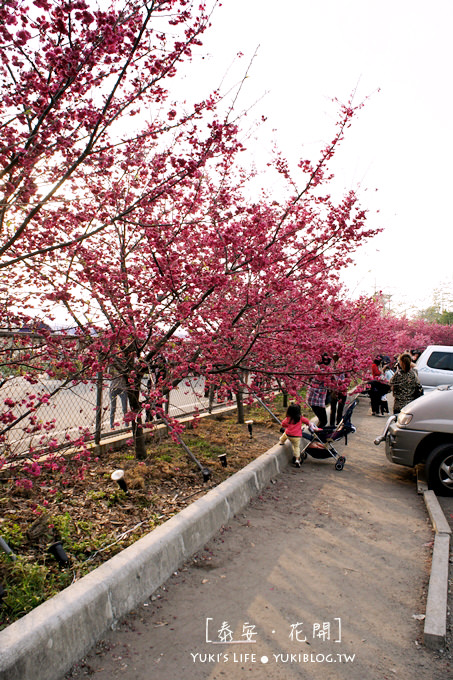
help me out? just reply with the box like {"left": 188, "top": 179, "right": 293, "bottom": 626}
{"left": 175, "top": 0, "right": 453, "bottom": 316}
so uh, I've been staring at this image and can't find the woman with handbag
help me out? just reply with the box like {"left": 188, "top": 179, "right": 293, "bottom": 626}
{"left": 390, "top": 353, "right": 423, "bottom": 415}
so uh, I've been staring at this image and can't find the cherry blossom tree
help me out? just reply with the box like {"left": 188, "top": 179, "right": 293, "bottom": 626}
{"left": 0, "top": 1, "right": 381, "bottom": 463}
{"left": 0, "top": 0, "right": 240, "bottom": 462}
{"left": 3, "top": 1, "right": 450, "bottom": 477}
{"left": 31, "top": 95, "right": 381, "bottom": 458}
{"left": 0, "top": 0, "right": 223, "bottom": 298}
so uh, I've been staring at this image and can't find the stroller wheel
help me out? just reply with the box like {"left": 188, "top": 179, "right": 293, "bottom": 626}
{"left": 301, "top": 450, "right": 308, "bottom": 461}
{"left": 335, "top": 456, "right": 346, "bottom": 471}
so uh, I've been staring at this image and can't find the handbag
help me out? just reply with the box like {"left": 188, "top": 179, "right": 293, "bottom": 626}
{"left": 413, "top": 381, "right": 424, "bottom": 399}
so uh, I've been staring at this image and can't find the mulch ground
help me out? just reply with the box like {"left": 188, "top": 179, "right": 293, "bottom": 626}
{"left": 0, "top": 407, "right": 285, "bottom": 629}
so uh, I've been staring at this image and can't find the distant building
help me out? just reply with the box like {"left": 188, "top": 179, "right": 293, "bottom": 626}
{"left": 433, "top": 278, "right": 453, "bottom": 313}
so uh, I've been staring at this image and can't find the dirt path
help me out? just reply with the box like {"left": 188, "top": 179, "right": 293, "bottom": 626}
{"left": 65, "top": 399, "right": 452, "bottom": 679}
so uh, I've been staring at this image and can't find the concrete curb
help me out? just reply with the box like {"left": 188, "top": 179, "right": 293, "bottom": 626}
{"left": 0, "top": 443, "right": 291, "bottom": 680}
{"left": 423, "top": 489, "right": 451, "bottom": 649}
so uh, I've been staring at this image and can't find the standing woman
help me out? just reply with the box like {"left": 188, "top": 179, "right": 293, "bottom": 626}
{"left": 390, "top": 352, "right": 422, "bottom": 414}
{"left": 369, "top": 355, "right": 384, "bottom": 416}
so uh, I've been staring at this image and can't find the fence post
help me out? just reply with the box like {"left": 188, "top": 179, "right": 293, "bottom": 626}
{"left": 95, "top": 371, "right": 103, "bottom": 444}
{"left": 165, "top": 389, "right": 170, "bottom": 415}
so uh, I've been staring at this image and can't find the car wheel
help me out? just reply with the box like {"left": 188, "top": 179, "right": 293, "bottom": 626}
{"left": 425, "top": 444, "right": 453, "bottom": 497}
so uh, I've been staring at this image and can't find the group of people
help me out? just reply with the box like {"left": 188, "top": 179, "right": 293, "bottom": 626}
{"left": 278, "top": 348, "right": 425, "bottom": 468}
{"left": 369, "top": 351, "right": 423, "bottom": 416}
{"left": 369, "top": 355, "right": 393, "bottom": 416}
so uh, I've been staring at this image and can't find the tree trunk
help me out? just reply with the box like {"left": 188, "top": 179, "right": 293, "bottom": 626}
{"left": 127, "top": 386, "right": 147, "bottom": 460}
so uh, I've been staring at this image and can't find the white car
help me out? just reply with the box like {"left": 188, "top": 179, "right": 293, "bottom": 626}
{"left": 375, "top": 386, "right": 453, "bottom": 496}
{"left": 415, "top": 345, "right": 453, "bottom": 392}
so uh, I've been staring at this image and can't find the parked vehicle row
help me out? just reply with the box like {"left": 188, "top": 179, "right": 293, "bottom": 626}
{"left": 375, "top": 384, "right": 453, "bottom": 496}
{"left": 373, "top": 346, "right": 453, "bottom": 496}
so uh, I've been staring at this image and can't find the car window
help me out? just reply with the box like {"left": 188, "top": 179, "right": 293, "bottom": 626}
{"left": 426, "top": 351, "right": 453, "bottom": 371}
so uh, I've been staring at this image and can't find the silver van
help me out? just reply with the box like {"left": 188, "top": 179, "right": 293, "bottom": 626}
{"left": 415, "top": 345, "right": 453, "bottom": 392}
{"left": 375, "top": 385, "right": 453, "bottom": 496}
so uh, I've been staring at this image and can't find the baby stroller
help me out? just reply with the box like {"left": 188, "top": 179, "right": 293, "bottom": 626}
{"left": 300, "top": 400, "right": 358, "bottom": 471}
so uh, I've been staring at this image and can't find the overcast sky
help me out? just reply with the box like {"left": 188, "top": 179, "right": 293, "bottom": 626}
{"left": 177, "top": 0, "right": 453, "bottom": 316}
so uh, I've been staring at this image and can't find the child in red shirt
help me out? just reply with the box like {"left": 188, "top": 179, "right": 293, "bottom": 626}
{"left": 279, "top": 403, "right": 311, "bottom": 467}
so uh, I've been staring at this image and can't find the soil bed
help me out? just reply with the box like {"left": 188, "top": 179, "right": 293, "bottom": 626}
{"left": 0, "top": 403, "right": 288, "bottom": 629}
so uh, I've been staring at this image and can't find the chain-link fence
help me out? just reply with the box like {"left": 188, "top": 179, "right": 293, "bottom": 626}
{"left": 0, "top": 332, "right": 240, "bottom": 460}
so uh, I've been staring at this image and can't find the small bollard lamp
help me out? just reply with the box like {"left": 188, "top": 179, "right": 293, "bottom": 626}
{"left": 202, "top": 467, "right": 211, "bottom": 482}
{"left": 111, "top": 469, "right": 128, "bottom": 492}
{"left": 245, "top": 420, "right": 254, "bottom": 438}
{"left": 48, "top": 541, "right": 70, "bottom": 567}
{"left": 218, "top": 453, "right": 227, "bottom": 467}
